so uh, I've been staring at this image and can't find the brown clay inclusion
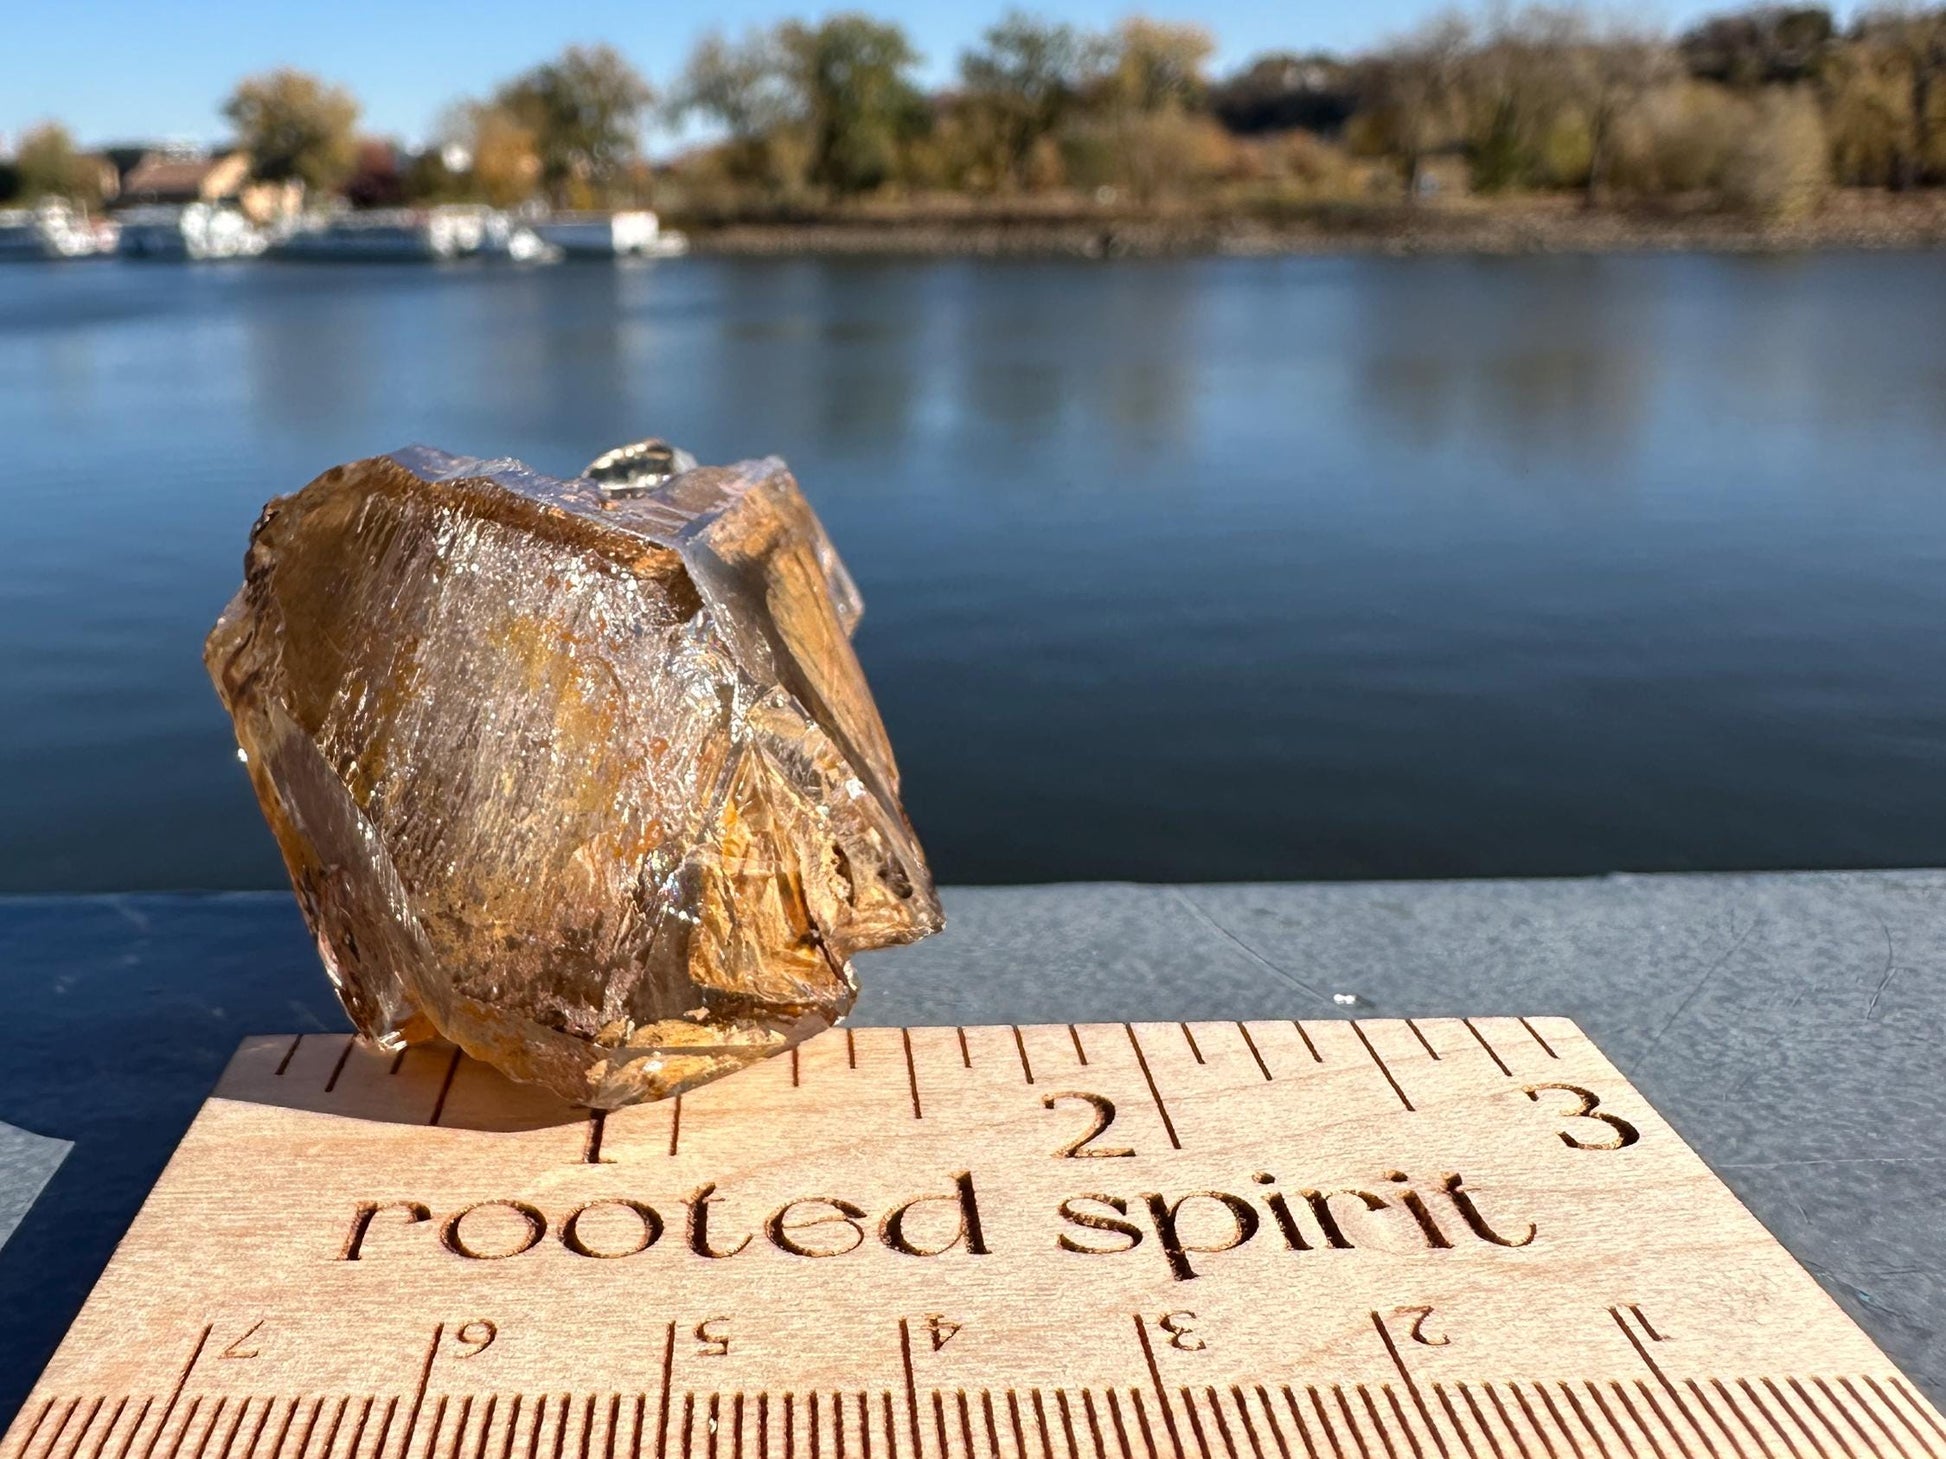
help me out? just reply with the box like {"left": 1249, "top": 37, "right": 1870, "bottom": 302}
{"left": 207, "top": 443, "right": 941, "bottom": 1106}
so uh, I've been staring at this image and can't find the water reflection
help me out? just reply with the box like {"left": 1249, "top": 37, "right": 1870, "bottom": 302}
{"left": 5, "top": 253, "right": 1946, "bottom": 889}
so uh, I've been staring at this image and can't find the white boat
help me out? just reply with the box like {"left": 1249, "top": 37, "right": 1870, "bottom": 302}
{"left": 530, "top": 210, "right": 688, "bottom": 259}
{"left": 0, "top": 201, "right": 115, "bottom": 260}
{"left": 116, "top": 204, "right": 265, "bottom": 261}
{"left": 272, "top": 206, "right": 561, "bottom": 264}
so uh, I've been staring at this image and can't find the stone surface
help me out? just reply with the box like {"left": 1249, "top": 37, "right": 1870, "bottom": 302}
{"left": 205, "top": 444, "right": 941, "bottom": 1107}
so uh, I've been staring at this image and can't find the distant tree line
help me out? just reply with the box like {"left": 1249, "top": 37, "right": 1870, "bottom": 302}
{"left": 6, "top": 4, "right": 1946, "bottom": 221}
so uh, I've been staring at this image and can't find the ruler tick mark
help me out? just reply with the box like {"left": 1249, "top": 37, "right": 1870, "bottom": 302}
{"left": 1069, "top": 1026, "right": 1089, "bottom": 1066}
{"left": 1133, "top": 1318, "right": 1186, "bottom": 1459}
{"left": 1124, "top": 1026, "right": 1181, "bottom": 1150}
{"left": 1206, "top": 1389, "right": 1244, "bottom": 1459}
{"left": 1552, "top": 1387, "right": 1609, "bottom": 1459}
{"left": 1303, "top": 1389, "right": 1344, "bottom": 1459}
{"left": 1327, "top": 1386, "right": 1368, "bottom": 1459}
{"left": 1518, "top": 1020, "right": 1559, "bottom": 1059}
{"left": 1499, "top": 1386, "right": 1549, "bottom": 1459}
{"left": 389, "top": 1048, "right": 408, "bottom": 1076}
{"left": 1462, "top": 1022, "right": 1510, "bottom": 1078}
{"left": 1350, "top": 1024, "right": 1414, "bottom": 1112}
{"left": 1455, "top": 1389, "right": 1505, "bottom": 1459}
{"left": 669, "top": 1097, "right": 683, "bottom": 1157}
{"left": 141, "top": 1326, "right": 211, "bottom": 1459}
{"left": 1180, "top": 1026, "right": 1204, "bottom": 1064}
{"left": 1508, "top": 1387, "right": 1556, "bottom": 1459}
{"left": 791, "top": 1047, "right": 800, "bottom": 1087}
{"left": 847, "top": 1030, "right": 857, "bottom": 1069}
{"left": 1292, "top": 1024, "right": 1323, "bottom": 1063}
{"left": 325, "top": 1040, "right": 355, "bottom": 1094}
{"left": 94, "top": 1398, "right": 134, "bottom": 1459}
{"left": 1678, "top": 1386, "right": 1746, "bottom": 1459}
{"left": 1431, "top": 1389, "right": 1479, "bottom": 1459}
{"left": 1530, "top": 1388, "right": 1584, "bottom": 1459}
{"left": 1081, "top": 1391, "right": 1106, "bottom": 1459}
{"left": 1609, "top": 1382, "right": 1673, "bottom": 1459}
{"left": 1369, "top": 1314, "right": 1447, "bottom": 1459}
{"left": 1237, "top": 1025, "right": 1272, "bottom": 1080}
{"left": 899, "top": 1322, "right": 921, "bottom": 1459}
{"left": 1253, "top": 1390, "right": 1295, "bottom": 1459}
{"left": 1104, "top": 1392, "right": 1135, "bottom": 1459}
{"left": 1054, "top": 1390, "right": 1082, "bottom": 1459}
{"left": 1013, "top": 1026, "right": 1036, "bottom": 1084}
{"left": 957, "top": 1028, "right": 972, "bottom": 1068}
{"left": 274, "top": 1036, "right": 301, "bottom": 1076}
{"left": 1811, "top": 1384, "right": 1884, "bottom": 1459}
{"left": 1231, "top": 1389, "right": 1268, "bottom": 1459}
{"left": 1032, "top": 1390, "right": 1057, "bottom": 1459}
{"left": 1786, "top": 1385, "right": 1859, "bottom": 1459}
{"left": 1590, "top": 1385, "right": 1648, "bottom": 1459}
{"left": 1130, "top": 1393, "right": 1164, "bottom": 1459}
{"left": 1886, "top": 1381, "right": 1946, "bottom": 1448}
{"left": 1758, "top": 1382, "right": 1830, "bottom": 1459}
{"left": 655, "top": 1324, "right": 676, "bottom": 1459}
{"left": 901, "top": 1029, "right": 923, "bottom": 1120}
{"left": 1404, "top": 1021, "right": 1441, "bottom": 1061}
{"left": 1837, "top": 1381, "right": 1911, "bottom": 1459}
{"left": 583, "top": 1110, "right": 612, "bottom": 1165}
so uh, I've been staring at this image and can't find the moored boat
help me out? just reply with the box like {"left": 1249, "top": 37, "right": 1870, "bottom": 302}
{"left": 271, "top": 206, "right": 562, "bottom": 263}
{"left": 116, "top": 204, "right": 265, "bottom": 261}
{"left": 530, "top": 210, "right": 687, "bottom": 259}
{"left": 0, "top": 201, "right": 115, "bottom": 261}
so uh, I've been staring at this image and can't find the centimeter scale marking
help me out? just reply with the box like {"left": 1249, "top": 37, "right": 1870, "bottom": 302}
{"left": 6, "top": 1020, "right": 1943, "bottom": 1459}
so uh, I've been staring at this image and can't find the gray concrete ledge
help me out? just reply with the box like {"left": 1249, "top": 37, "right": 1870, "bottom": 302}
{"left": 0, "top": 871, "right": 1941, "bottom": 1416}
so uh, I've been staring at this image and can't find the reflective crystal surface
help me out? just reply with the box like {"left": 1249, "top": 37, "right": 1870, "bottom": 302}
{"left": 206, "top": 443, "right": 941, "bottom": 1106}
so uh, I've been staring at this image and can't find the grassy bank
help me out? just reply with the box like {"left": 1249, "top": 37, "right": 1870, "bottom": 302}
{"left": 673, "top": 190, "right": 1946, "bottom": 257}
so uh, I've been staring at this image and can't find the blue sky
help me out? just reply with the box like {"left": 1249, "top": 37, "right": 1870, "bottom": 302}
{"left": 13, "top": 0, "right": 1784, "bottom": 150}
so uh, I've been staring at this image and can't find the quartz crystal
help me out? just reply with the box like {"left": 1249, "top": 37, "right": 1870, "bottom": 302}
{"left": 206, "top": 442, "right": 941, "bottom": 1107}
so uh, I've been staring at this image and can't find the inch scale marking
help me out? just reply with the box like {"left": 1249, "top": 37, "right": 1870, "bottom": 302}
{"left": 6, "top": 1019, "right": 1942, "bottom": 1459}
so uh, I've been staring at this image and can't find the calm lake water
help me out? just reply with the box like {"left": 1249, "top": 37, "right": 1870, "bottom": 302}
{"left": 4, "top": 252, "right": 1946, "bottom": 891}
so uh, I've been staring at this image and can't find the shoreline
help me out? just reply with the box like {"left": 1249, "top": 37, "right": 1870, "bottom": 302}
{"left": 676, "top": 193, "right": 1946, "bottom": 258}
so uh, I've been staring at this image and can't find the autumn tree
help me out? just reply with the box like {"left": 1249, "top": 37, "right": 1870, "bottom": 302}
{"left": 12, "top": 122, "right": 102, "bottom": 204}
{"left": 1351, "top": 16, "right": 1473, "bottom": 198}
{"left": 496, "top": 44, "right": 654, "bottom": 204}
{"left": 431, "top": 101, "right": 544, "bottom": 206}
{"left": 222, "top": 69, "right": 361, "bottom": 193}
{"left": 958, "top": 13, "right": 1090, "bottom": 189}
{"left": 1850, "top": 7, "right": 1946, "bottom": 187}
{"left": 1576, "top": 27, "right": 1678, "bottom": 202}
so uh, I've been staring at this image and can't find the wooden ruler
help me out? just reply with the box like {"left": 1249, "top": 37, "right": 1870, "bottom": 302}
{"left": 7, "top": 1019, "right": 1942, "bottom": 1459}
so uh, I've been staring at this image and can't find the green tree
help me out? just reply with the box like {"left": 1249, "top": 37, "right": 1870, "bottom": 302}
{"left": 13, "top": 121, "right": 101, "bottom": 204}
{"left": 496, "top": 44, "right": 654, "bottom": 204}
{"left": 958, "top": 13, "right": 1089, "bottom": 188}
{"left": 777, "top": 14, "right": 927, "bottom": 194}
{"left": 668, "top": 29, "right": 805, "bottom": 190}
{"left": 222, "top": 69, "right": 361, "bottom": 192}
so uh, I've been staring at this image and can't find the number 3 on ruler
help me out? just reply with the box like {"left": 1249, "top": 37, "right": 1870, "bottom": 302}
{"left": 1523, "top": 1083, "right": 1641, "bottom": 1151}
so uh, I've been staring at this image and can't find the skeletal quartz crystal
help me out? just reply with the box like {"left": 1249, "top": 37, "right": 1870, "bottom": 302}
{"left": 207, "top": 442, "right": 941, "bottom": 1107}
